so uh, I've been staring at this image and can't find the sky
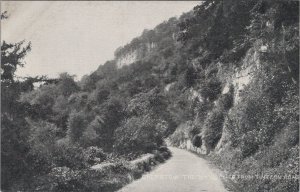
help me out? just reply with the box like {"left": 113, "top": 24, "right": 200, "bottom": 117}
{"left": 1, "top": 1, "right": 199, "bottom": 79}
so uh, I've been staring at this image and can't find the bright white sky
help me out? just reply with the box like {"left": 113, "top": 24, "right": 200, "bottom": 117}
{"left": 1, "top": 1, "right": 199, "bottom": 79}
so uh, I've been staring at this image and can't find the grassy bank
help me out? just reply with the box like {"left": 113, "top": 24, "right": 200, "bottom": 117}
{"left": 27, "top": 147, "right": 171, "bottom": 192}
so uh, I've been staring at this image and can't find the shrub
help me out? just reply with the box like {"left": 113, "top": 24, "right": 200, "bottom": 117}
{"left": 67, "top": 111, "right": 87, "bottom": 143}
{"left": 194, "top": 100, "right": 213, "bottom": 124}
{"left": 53, "top": 140, "right": 88, "bottom": 169}
{"left": 209, "top": 65, "right": 299, "bottom": 191}
{"left": 200, "top": 77, "right": 222, "bottom": 101}
{"left": 184, "top": 66, "right": 197, "bottom": 88}
{"left": 113, "top": 115, "right": 166, "bottom": 155}
{"left": 83, "top": 146, "right": 107, "bottom": 165}
{"left": 192, "top": 135, "right": 202, "bottom": 148}
{"left": 218, "top": 85, "right": 234, "bottom": 111}
{"left": 189, "top": 125, "right": 201, "bottom": 138}
{"left": 202, "top": 109, "right": 224, "bottom": 150}
{"left": 239, "top": 131, "right": 260, "bottom": 158}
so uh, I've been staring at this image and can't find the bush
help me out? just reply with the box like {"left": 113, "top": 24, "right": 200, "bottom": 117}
{"left": 32, "top": 159, "right": 140, "bottom": 192}
{"left": 114, "top": 115, "right": 166, "bottom": 155}
{"left": 192, "top": 135, "right": 202, "bottom": 148}
{"left": 200, "top": 77, "right": 222, "bottom": 101}
{"left": 53, "top": 140, "right": 88, "bottom": 169}
{"left": 83, "top": 146, "right": 107, "bottom": 165}
{"left": 67, "top": 111, "right": 87, "bottom": 143}
{"left": 217, "top": 85, "right": 234, "bottom": 111}
{"left": 209, "top": 65, "right": 299, "bottom": 191}
{"left": 202, "top": 109, "right": 224, "bottom": 150}
{"left": 194, "top": 100, "right": 213, "bottom": 124}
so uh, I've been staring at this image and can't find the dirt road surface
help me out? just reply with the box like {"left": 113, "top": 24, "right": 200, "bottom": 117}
{"left": 118, "top": 147, "right": 228, "bottom": 192}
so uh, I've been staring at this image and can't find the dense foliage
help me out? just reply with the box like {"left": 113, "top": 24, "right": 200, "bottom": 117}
{"left": 1, "top": 1, "right": 299, "bottom": 191}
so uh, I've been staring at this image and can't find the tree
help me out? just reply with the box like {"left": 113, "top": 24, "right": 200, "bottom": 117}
{"left": 96, "top": 97, "right": 124, "bottom": 150}
{"left": 56, "top": 73, "right": 80, "bottom": 97}
{"left": 19, "top": 83, "right": 58, "bottom": 119}
{"left": 1, "top": 41, "right": 31, "bottom": 83}
{"left": 1, "top": 11, "right": 34, "bottom": 190}
{"left": 27, "top": 120, "right": 59, "bottom": 171}
{"left": 81, "top": 117, "right": 101, "bottom": 147}
{"left": 114, "top": 115, "right": 167, "bottom": 155}
{"left": 67, "top": 111, "right": 87, "bottom": 143}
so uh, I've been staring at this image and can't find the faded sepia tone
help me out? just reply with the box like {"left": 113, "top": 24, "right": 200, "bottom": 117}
{"left": 1, "top": 1, "right": 299, "bottom": 192}
{"left": 1, "top": 1, "right": 198, "bottom": 78}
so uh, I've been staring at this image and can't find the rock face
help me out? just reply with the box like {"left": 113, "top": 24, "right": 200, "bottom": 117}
{"left": 116, "top": 42, "right": 157, "bottom": 68}
{"left": 221, "top": 44, "right": 261, "bottom": 105}
{"left": 173, "top": 41, "right": 264, "bottom": 155}
{"left": 214, "top": 43, "right": 262, "bottom": 152}
{"left": 116, "top": 50, "right": 138, "bottom": 68}
{"left": 231, "top": 47, "right": 261, "bottom": 104}
{"left": 114, "top": 17, "right": 179, "bottom": 69}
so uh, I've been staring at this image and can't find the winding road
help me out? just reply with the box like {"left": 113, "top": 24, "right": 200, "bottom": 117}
{"left": 118, "top": 147, "right": 228, "bottom": 192}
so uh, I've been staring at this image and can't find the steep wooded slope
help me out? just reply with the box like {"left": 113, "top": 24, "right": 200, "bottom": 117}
{"left": 4, "top": 1, "right": 298, "bottom": 191}
{"left": 83, "top": 1, "right": 299, "bottom": 191}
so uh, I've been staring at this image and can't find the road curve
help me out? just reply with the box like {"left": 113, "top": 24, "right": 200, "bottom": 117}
{"left": 118, "top": 147, "right": 228, "bottom": 192}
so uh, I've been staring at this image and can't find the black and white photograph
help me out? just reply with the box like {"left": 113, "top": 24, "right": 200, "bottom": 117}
{"left": 1, "top": 1, "right": 299, "bottom": 191}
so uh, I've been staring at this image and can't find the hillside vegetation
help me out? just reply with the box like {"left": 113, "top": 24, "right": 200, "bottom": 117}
{"left": 1, "top": 1, "right": 299, "bottom": 191}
